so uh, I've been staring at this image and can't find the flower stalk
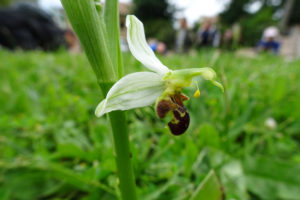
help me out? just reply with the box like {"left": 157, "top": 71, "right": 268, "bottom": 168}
{"left": 61, "top": 0, "right": 116, "bottom": 86}
{"left": 104, "top": 0, "right": 124, "bottom": 79}
{"left": 61, "top": 0, "right": 137, "bottom": 199}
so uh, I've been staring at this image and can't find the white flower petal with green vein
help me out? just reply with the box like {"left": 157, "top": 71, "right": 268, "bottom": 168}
{"left": 126, "top": 15, "right": 170, "bottom": 75}
{"left": 95, "top": 72, "right": 166, "bottom": 117}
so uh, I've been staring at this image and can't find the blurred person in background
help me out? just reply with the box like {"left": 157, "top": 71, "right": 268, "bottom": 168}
{"left": 196, "top": 19, "right": 220, "bottom": 48}
{"left": 149, "top": 38, "right": 167, "bottom": 55}
{"left": 175, "top": 17, "right": 192, "bottom": 53}
{"left": 223, "top": 28, "right": 233, "bottom": 49}
{"left": 0, "top": 3, "right": 66, "bottom": 51}
{"left": 257, "top": 26, "right": 280, "bottom": 54}
{"left": 64, "top": 29, "right": 81, "bottom": 54}
{"left": 223, "top": 23, "right": 241, "bottom": 50}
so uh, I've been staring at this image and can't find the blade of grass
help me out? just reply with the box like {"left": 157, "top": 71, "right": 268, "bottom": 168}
{"left": 191, "top": 170, "right": 224, "bottom": 200}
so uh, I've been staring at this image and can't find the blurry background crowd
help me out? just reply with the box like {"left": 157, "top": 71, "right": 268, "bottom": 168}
{"left": 0, "top": 0, "right": 300, "bottom": 58}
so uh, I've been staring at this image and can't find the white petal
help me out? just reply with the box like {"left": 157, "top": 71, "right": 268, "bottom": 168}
{"left": 95, "top": 72, "right": 166, "bottom": 117}
{"left": 126, "top": 15, "right": 170, "bottom": 75}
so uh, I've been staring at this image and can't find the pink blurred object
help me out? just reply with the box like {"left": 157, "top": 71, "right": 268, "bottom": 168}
{"left": 263, "top": 26, "right": 279, "bottom": 39}
{"left": 156, "top": 42, "right": 166, "bottom": 54}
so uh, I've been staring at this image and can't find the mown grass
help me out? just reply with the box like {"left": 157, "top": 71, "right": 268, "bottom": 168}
{"left": 0, "top": 49, "right": 300, "bottom": 200}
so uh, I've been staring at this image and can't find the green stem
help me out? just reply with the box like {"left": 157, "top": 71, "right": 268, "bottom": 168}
{"left": 61, "top": 1, "right": 138, "bottom": 199}
{"left": 108, "top": 111, "right": 138, "bottom": 200}
{"left": 104, "top": 0, "right": 124, "bottom": 79}
{"left": 100, "top": 83, "right": 138, "bottom": 200}
{"left": 61, "top": 0, "right": 116, "bottom": 84}
{"left": 101, "top": 0, "right": 137, "bottom": 197}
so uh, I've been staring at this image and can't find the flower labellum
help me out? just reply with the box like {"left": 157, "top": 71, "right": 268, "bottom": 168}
{"left": 156, "top": 94, "right": 190, "bottom": 135}
{"left": 95, "top": 15, "right": 223, "bottom": 135}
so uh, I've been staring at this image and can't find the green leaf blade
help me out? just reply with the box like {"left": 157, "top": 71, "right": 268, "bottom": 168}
{"left": 191, "top": 170, "right": 224, "bottom": 200}
{"left": 244, "top": 157, "right": 300, "bottom": 200}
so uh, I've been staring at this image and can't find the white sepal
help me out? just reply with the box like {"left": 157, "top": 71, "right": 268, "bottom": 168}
{"left": 126, "top": 15, "right": 170, "bottom": 75}
{"left": 95, "top": 72, "right": 166, "bottom": 117}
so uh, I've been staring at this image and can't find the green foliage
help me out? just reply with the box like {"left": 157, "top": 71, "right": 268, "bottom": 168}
{"left": 220, "top": 0, "right": 249, "bottom": 26}
{"left": 198, "top": 123, "right": 220, "bottom": 148}
{"left": 133, "top": 0, "right": 175, "bottom": 47}
{"left": 1, "top": 49, "right": 300, "bottom": 199}
{"left": 0, "top": 0, "right": 38, "bottom": 6}
{"left": 133, "top": 0, "right": 172, "bottom": 21}
{"left": 0, "top": 0, "right": 11, "bottom": 6}
{"left": 244, "top": 157, "right": 300, "bottom": 199}
{"left": 289, "top": 1, "right": 300, "bottom": 26}
{"left": 220, "top": 0, "right": 285, "bottom": 45}
{"left": 191, "top": 170, "right": 223, "bottom": 200}
{"left": 240, "top": 8, "right": 276, "bottom": 45}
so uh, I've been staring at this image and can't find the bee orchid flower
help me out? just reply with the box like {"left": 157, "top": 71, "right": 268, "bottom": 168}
{"left": 95, "top": 15, "right": 223, "bottom": 135}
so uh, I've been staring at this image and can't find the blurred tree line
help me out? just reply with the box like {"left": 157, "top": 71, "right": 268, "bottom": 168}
{"left": 0, "top": 0, "right": 10, "bottom": 6}
{"left": 133, "top": 0, "right": 176, "bottom": 47}
{"left": 133, "top": 0, "right": 300, "bottom": 48}
{"left": 0, "top": 0, "right": 37, "bottom": 6}
{"left": 220, "top": 0, "right": 300, "bottom": 46}
{"left": 1, "top": 0, "right": 299, "bottom": 48}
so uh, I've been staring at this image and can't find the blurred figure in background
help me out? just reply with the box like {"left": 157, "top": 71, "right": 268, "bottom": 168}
{"left": 196, "top": 19, "right": 220, "bottom": 48}
{"left": 64, "top": 29, "right": 81, "bottom": 54}
{"left": 175, "top": 17, "right": 192, "bottom": 53}
{"left": 149, "top": 38, "right": 167, "bottom": 55}
{"left": 223, "top": 28, "right": 233, "bottom": 49}
{"left": 223, "top": 23, "right": 241, "bottom": 50}
{"left": 0, "top": 3, "right": 66, "bottom": 51}
{"left": 257, "top": 26, "right": 280, "bottom": 54}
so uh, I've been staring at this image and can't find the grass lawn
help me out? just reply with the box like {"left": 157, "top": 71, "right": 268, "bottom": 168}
{"left": 1, "top": 49, "right": 300, "bottom": 200}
